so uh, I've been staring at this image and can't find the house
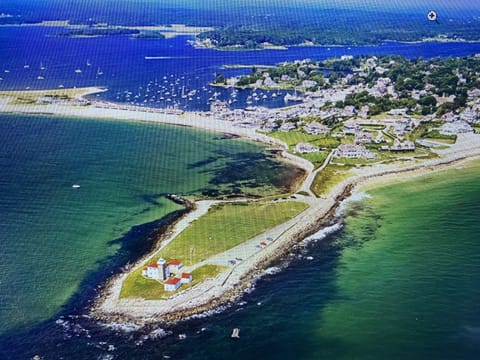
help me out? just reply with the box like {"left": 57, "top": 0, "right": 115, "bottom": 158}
{"left": 142, "top": 258, "right": 169, "bottom": 281}
{"left": 384, "top": 139, "right": 416, "bottom": 151}
{"left": 355, "top": 131, "right": 374, "bottom": 143}
{"left": 181, "top": 273, "right": 193, "bottom": 284}
{"left": 164, "top": 277, "right": 182, "bottom": 292}
{"left": 304, "top": 121, "right": 329, "bottom": 135}
{"left": 387, "top": 108, "right": 408, "bottom": 116}
{"left": 167, "top": 259, "right": 184, "bottom": 273}
{"left": 280, "top": 122, "right": 296, "bottom": 132}
{"left": 440, "top": 121, "right": 473, "bottom": 135}
{"left": 334, "top": 144, "right": 375, "bottom": 159}
{"left": 302, "top": 80, "right": 317, "bottom": 89}
{"left": 294, "top": 142, "right": 320, "bottom": 154}
{"left": 262, "top": 121, "right": 279, "bottom": 132}
{"left": 343, "top": 120, "right": 360, "bottom": 135}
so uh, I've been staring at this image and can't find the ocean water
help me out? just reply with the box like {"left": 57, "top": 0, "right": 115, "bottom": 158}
{"left": 1, "top": 23, "right": 480, "bottom": 359}
{"left": 0, "top": 113, "right": 298, "bottom": 337}
{"left": 2, "top": 155, "right": 479, "bottom": 359}
{"left": 2, "top": 26, "right": 480, "bottom": 111}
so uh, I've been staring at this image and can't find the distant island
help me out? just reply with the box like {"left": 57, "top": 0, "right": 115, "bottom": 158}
{"left": 194, "top": 9, "right": 480, "bottom": 50}
{"left": 3, "top": 7, "right": 480, "bottom": 48}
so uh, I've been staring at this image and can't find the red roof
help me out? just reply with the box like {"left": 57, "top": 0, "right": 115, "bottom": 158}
{"left": 165, "top": 277, "right": 181, "bottom": 285}
{"left": 148, "top": 262, "right": 158, "bottom": 268}
{"left": 181, "top": 273, "right": 192, "bottom": 278}
{"left": 167, "top": 260, "right": 182, "bottom": 266}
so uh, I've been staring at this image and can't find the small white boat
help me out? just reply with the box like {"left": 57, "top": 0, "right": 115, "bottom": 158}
{"left": 231, "top": 328, "right": 240, "bottom": 339}
{"left": 37, "top": 76, "right": 44, "bottom": 80}
{"left": 72, "top": 184, "right": 81, "bottom": 189}
{"left": 74, "top": 69, "right": 82, "bottom": 74}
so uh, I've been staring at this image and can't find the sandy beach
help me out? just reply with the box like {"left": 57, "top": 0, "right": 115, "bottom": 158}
{"left": 2, "top": 87, "right": 480, "bottom": 325}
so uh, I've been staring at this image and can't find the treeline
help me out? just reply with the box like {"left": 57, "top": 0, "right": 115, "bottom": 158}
{"left": 197, "top": 10, "right": 480, "bottom": 49}
{"left": 56, "top": 28, "right": 140, "bottom": 37}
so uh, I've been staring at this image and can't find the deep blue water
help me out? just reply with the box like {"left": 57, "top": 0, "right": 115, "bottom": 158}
{"left": 2, "top": 26, "right": 480, "bottom": 111}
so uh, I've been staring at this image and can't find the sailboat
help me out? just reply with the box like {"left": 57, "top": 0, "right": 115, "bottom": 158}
{"left": 96, "top": 67, "right": 104, "bottom": 76}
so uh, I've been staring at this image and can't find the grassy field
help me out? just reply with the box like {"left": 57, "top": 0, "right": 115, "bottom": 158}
{"left": 311, "top": 165, "right": 352, "bottom": 197}
{"left": 120, "top": 264, "right": 227, "bottom": 300}
{"left": 120, "top": 200, "right": 308, "bottom": 299}
{"left": 268, "top": 130, "right": 341, "bottom": 149}
{"left": 156, "top": 200, "right": 308, "bottom": 264}
{"left": 266, "top": 130, "right": 345, "bottom": 167}
{"left": 297, "top": 151, "right": 329, "bottom": 168}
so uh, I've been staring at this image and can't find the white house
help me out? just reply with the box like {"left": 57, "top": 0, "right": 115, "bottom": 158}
{"left": 440, "top": 121, "right": 473, "bottom": 135}
{"left": 164, "top": 277, "right": 182, "bottom": 292}
{"left": 304, "top": 121, "right": 329, "bottom": 135}
{"left": 280, "top": 122, "right": 296, "bottom": 132}
{"left": 181, "top": 273, "right": 193, "bottom": 284}
{"left": 355, "top": 131, "right": 374, "bottom": 143}
{"left": 167, "top": 259, "right": 184, "bottom": 273}
{"left": 383, "top": 139, "right": 416, "bottom": 151}
{"left": 343, "top": 120, "right": 360, "bottom": 134}
{"left": 294, "top": 142, "right": 320, "bottom": 154}
{"left": 334, "top": 144, "right": 375, "bottom": 159}
{"left": 142, "top": 258, "right": 169, "bottom": 281}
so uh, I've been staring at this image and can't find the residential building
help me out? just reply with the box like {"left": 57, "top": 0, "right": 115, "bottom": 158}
{"left": 167, "top": 259, "right": 184, "bottom": 273}
{"left": 440, "top": 121, "right": 473, "bottom": 135}
{"left": 181, "top": 273, "right": 193, "bottom": 284}
{"left": 304, "top": 121, "right": 329, "bottom": 135}
{"left": 164, "top": 277, "right": 182, "bottom": 292}
{"left": 334, "top": 144, "right": 374, "bottom": 159}
{"left": 294, "top": 142, "right": 320, "bottom": 154}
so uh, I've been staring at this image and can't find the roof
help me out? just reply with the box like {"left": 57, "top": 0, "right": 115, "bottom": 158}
{"left": 167, "top": 260, "right": 182, "bottom": 266}
{"left": 165, "top": 277, "right": 181, "bottom": 285}
{"left": 181, "top": 273, "right": 192, "bottom": 278}
{"left": 148, "top": 262, "right": 158, "bottom": 268}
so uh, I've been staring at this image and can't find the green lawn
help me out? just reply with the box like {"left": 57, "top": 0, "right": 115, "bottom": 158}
{"left": 311, "top": 165, "right": 352, "bottom": 197}
{"left": 157, "top": 201, "right": 308, "bottom": 264}
{"left": 120, "top": 264, "right": 227, "bottom": 300}
{"left": 267, "top": 130, "right": 341, "bottom": 149}
{"left": 298, "top": 151, "right": 329, "bottom": 168}
{"left": 120, "top": 200, "right": 308, "bottom": 299}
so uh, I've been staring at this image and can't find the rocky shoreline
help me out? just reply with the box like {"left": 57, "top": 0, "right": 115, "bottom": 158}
{"left": 90, "top": 136, "right": 480, "bottom": 327}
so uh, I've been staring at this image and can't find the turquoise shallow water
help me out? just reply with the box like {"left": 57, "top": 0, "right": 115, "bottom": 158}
{"left": 0, "top": 119, "right": 479, "bottom": 359}
{"left": 0, "top": 114, "right": 295, "bottom": 335}
{"left": 120, "top": 161, "right": 480, "bottom": 360}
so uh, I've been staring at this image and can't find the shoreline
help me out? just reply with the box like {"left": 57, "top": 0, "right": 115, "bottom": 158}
{"left": 90, "top": 140, "right": 480, "bottom": 326}
{"left": 2, "top": 88, "right": 480, "bottom": 327}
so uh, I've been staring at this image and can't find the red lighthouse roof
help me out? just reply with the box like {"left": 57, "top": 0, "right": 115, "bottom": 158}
{"left": 165, "top": 277, "right": 181, "bottom": 285}
{"left": 167, "top": 259, "right": 182, "bottom": 266}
